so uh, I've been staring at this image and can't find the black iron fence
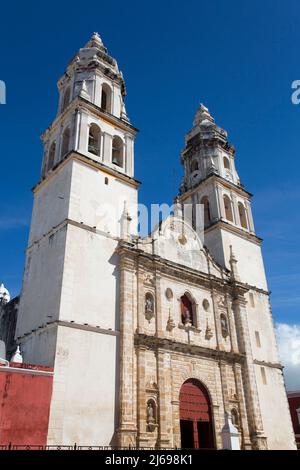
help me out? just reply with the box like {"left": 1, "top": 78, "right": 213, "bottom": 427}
{"left": 0, "top": 444, "right": 179, "bottom": 451}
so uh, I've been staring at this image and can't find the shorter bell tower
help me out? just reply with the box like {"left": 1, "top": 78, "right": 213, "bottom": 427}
{"left": 178, "top": 104, "right": 295, "bottom": 450}
{"left": 178, "top": 104, "right": 264, "bottom": 290}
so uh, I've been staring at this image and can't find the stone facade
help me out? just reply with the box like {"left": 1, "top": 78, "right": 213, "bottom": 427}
{"left": 11, "top": 34, "right": 296, "bottom": 449}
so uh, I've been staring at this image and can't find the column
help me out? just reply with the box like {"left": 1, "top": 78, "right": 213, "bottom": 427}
{"left": 117, "top": 256, "right": 137, "bottom": 447}
{"left": 94, "top": 76, "right": 102, "bottom": 108}
{"left": 137, "top": 346, "right": 148, "bottom": 448}
{"left": 77, "top": 110, "right": 89, "bottom": 155}
{"left": 156, "top": 350, "right": 172, "bottom": 448}
{"left": 224, "top": 293, "right": 239, "bottom": 353}
{"left": 232, "top": 295, "right": 267, "bottom": 449}
{"left": 171, "top": 400, "right": 181, "bottom": 448}
{"left": 103, "top": 132, "right": 112, "bottom": 164}
{"left": 125, "top": 135, "right": 134, "bottom": 177}
{"left": 245, "top": 200, "right": 255, "bottom": 233}
{"left": 216, "top": 185, "right": 226, "bottom": 220}
{"left": 233, "top": 362, "right": 252, "bottom": 449}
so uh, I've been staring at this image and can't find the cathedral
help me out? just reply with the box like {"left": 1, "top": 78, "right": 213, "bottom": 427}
{"left": 0, "top": 33, "right": 296, "bottom": 450}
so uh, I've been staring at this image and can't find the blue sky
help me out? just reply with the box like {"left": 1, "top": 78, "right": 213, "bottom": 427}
{"left": 0, "top": 1, "right": 299, "bottom": 383}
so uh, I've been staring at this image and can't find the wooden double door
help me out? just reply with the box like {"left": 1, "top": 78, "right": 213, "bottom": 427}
{"left": 179, "top": 379, "right": 215, "bottom": 449}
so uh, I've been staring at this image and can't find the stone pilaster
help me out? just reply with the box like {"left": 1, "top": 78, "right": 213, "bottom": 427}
{"left": 156, "top": 350, "right": 172, "bottom": 448}
{"left": 232, "top": 294, "right": 267, "bottom": 449}
{"left": 103, "top": 132, "right": 112, "bottom": 164}
{"left": 171, "top": 400, "right": 181, "bottom": 448}
{"left": 225, "top": 293, "right": 239, "bottom": 353}
{"left": 233, "top": 362, "right": 252, "bottom": 449}
{"left": 117, "top": 255, "right": 137, "bottom": 447}
{"left": 136, "top": 346, "right": 148, "bottom": 448}
{"left": 210, "top": 288, "right": 222, "bottom": 349}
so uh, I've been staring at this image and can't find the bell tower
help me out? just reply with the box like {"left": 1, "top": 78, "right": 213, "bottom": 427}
{"left": 16, "top": 33, "right": 139, "bottom": 445}
{"left": 178, "top": 104, "right": 295, "bottom": 450}
{"left": 178, "top": 104, "right": 264, "bottom": 289}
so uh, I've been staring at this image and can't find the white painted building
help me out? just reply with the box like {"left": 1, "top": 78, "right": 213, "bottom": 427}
{"left": 15, "top": 33, "right": 296, "bottom": 449}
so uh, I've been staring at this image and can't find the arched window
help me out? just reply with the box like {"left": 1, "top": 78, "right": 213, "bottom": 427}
{"left": 61, "top": 127, "right": 70, "bottom": 158}
{"left": 238, "top": 202, "right": 248, "bottom": 229}
{"left": 220, "top": 314, "right": 229, "bottom": 338}
{"left": 223, "top": 195, "right": 233, "bottom": 222}
{"left": 112, "top": 136, "right": 124, "bottom": 167}
{"left": 101, "top": 83, "right": 112, "bottom": 113}
{"left": 223, "top": 156, "right": 230, "bottom": 170}
{"left": 47, "top": 142, "right": 56, "bottom": 172}
{"left": 231, "top": 408, "right": 239, "bottom": 428}
{"left": 88, "top": 124, "right": 101, "bottom": 156}
{"left": 180, "top": 293, "right": 196, "bottom": 327}
{"left": 191, "top": 160, "right": 198, "bottom": 172}
{"left": 201, "top": 196, "right": 211, "bottom": 227}
{"left": 61, "top": 86, "right": 71, "bottom": 112}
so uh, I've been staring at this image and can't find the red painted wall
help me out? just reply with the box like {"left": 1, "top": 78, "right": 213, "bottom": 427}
{"left": 0, "top": 363, "right": 53, "bottom": 446}
{"left": 288, "top": 393, "right": 300, "bottom": 449}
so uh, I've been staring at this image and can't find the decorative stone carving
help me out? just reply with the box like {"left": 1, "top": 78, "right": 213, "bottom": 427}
{"left": 220, "top": 314, "right": 229, "bottom": 338}
{"left": 205, "top": 322, "right": 213, "bottom": 340}
{"left": 165, "top": 288, "right": 173, "bottom": 300}
{"left": 143, "top": 272, "right": 155, "bottom": 286}
{"left": 217, "top": 295, "right": 227, "bottom": 309}
{"left": 166, "top": 309, "right": 176, "bottom": 332}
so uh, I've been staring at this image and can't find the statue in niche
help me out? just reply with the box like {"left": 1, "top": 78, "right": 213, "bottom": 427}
{"left": 220, "top": 314, "right": 229, "bottom": 338}
{"left": 147, "top": 402, "right": 155, "bottom": 423}
{"left": 146, "top": 400, "right": 157, "bottom": 432}
{"left": 182, "top": 307, "right": 192, "bottom": 326}
{"left": 145, "top": 293, "right": 155, "bottom": 322}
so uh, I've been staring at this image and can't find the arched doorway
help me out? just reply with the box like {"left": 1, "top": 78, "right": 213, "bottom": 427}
{"left": 179, "top": 379, "right": 215, "bottom": 449}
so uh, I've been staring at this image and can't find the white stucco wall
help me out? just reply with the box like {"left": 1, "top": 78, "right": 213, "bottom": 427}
{"left": 29, "top": 164, "right": 72, "bottom": 244}
{"left": 254, "top": 365, "right": 296, "bottom": 449}
{"left": 69, "top": 160, "right": 138, "bottom": 237}
{"left": 16, "top": 226, "right": 67, "bottom": 353}
{"left": 60, "top": 225, "right": 119, "bottom": 329}
{"left": 47, "top": 325, "right": 118, "bottom": 446}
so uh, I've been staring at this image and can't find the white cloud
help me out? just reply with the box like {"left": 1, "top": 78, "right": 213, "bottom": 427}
{"left": 276, "top": 323, "right": 300, "bottom": 391}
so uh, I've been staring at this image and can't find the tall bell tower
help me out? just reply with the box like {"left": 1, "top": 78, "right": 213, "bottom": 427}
{"left": 16, "top": 33, "right": 139, "bottom": 445}
{"left": 178, "top": 104, "right": 295, "bottom": 450}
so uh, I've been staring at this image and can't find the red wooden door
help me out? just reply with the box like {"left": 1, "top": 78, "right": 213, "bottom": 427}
{"left": 179, "top": 379, "right": 213, "bottom": 449}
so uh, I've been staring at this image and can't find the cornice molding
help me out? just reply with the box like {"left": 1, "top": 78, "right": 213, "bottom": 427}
{"left": 134, "top": 333, "right": 245, "bottom": 363}
{"left": 33, "top": 150, "right": 141, "bottom": 192}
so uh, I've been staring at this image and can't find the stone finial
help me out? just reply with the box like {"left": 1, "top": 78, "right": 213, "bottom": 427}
{"left": 205, "top": 321, "right": 213, "bottom": 340}
{"left": 11, "top": 346, "right": 23, "bottom": 364}
{"left": 84, "top": 32, "right": 105, "bottom": 50}
{"left": 0, "top": 282, "right": 10, "bottom": 304}
{"left": 193, "top": 103, "right": 215, "bottom": 127}
{"left": 229, "top": 245, "right": 240, "bottom": 281}
{"left": 120, "top": 201, "right": 132, "bottom": 241}
{"left": 166, "top": 309, "right": 176, "bottom": 332}
{"left": 91, "top": 32, "right": 103, "bottom": 46}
